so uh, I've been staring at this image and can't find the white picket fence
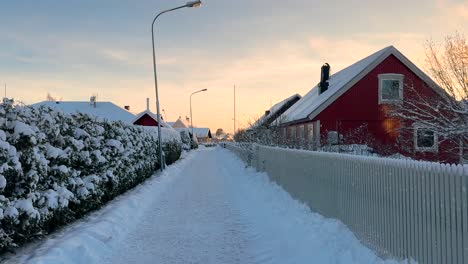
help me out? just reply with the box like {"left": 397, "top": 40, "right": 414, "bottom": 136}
{"left": 225, "top": 143, "right": 468, "bottom": 264}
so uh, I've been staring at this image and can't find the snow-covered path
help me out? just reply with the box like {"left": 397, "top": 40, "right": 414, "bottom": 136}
{"left": 4, "top": 147, "right": 402, "bottom": 264}
{"left": 102, "top": 148, "right": 251, "bottom": 264}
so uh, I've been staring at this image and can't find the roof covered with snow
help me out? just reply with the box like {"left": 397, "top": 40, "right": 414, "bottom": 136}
{"left": 190, "top": 128, "right": 212, "bottom": 138}
{"left": 249, "top": 94, "right": 301, "bottom": 130}
{"left": 278, "top": 46, "right": 441, "bottom": 125}
{"left": 170, "top": 117, "right": 189, "bottom": 129}
{"left": 132, "top": 110, "right": 173, "bottom": 128}
{"left": 32, "top": 101, "right": 135, "bottom": 124}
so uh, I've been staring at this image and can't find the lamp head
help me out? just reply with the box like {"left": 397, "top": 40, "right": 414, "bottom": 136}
{"left": 202, "top": 88, "right": 208, "bottom": 91}
{"left": 186, "top": 0, "right": 202, "bottom": 8}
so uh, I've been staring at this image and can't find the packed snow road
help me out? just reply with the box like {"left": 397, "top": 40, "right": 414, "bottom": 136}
{"left": 4, "top": 147, "right": 402, "bottom": 264}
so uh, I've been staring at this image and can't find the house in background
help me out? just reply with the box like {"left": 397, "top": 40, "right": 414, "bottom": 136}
{"left": 170, "top": 116, "right": 190, "bottom": 129}
{"left": 275, "top": 45, "right": 457, "bottom": 163}
{"left": 191, "top": 128, "right": 212, "bottom": 143}
{"left": 32, "top": 97, "right": 135, "bottom": 124}
{"left": 133, "top": 98, "right": 172, "bottom": 128}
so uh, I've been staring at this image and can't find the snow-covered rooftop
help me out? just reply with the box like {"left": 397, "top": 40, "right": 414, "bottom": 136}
{"left": 170, "top": 117, "right": 189, "bottom": 129}
{"left": 278, "top": 46, "right": 422, "bottom": 124}
{"left": 190, "top": 128, "right": 212, "bottom": 138}
{"left": 132, "top": 110, "right": 173, "bottom": 129}
{"left": 249, "top": 93, "right": 301, "bottom": 129}
{"left": 32, "top": 101, "right": 135, "bottom": 124}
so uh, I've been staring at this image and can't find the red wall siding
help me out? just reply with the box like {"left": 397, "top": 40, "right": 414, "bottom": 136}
{"left": 133, "top": 114, "right": 158, "bottom": 126}
{"left": 289, "top": 55, "right": 457, "bottom": 163}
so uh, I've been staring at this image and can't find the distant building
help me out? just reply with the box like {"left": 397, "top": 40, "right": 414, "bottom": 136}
{"left": 133, "top": 98, "right": 172, "bottom": 128}
{"left": 170, "top": 117, "right": 190, "bottom": 129}
{"left": 191, "top": 127, "right": 212, "bottom": 143}
{"left": 32, "top": 98, "right": 135, "bottom": 124}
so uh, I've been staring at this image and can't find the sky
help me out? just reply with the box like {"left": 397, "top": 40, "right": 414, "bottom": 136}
{"left": 1, "top": 0, "right": 467, "bottom": 133}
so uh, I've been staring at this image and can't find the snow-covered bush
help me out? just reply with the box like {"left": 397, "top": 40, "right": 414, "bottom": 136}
{"left": 0, "top": 102, "right": 181, "bottom": 253}
{"left": 177, "top": 129, "right": 192, "bottom": 151}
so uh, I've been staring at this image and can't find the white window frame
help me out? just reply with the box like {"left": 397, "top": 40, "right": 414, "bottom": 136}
{"left": 378, "top": 73, "right": 404, "bottom": 104}
{"left": 413, "top": 124, "right": 438, "bottom": 153}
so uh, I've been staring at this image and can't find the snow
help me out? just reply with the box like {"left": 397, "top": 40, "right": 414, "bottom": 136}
{"left": 2, "top": 148, "right": 403, "bottom": 264}
{"left": 31, "top": 101, "right": 135, "bottom": 124}
{"left": 142, "top": 126, "right": 182, "bottom": 143}
{"left": 45, "top": 144, "right": 67, "bottom": 159}
{"left": 4, "top": 206, "right": 19, "bottom": 219}
{"left": 15, "top": 199, "right": 40, "bottom": 219}
{"left": 0, "top": 130, "right": 6, "bottom": 141}
{"left": 0, "top": 175, "right": 6, "bottom": 189}
{"left": 279, "top": 46, "right": 393, "bottom": 123}
{"left": 105, "top": 139, "right": 124, "bottom": 152}
{"left": 190, "top": 127, "right": 211, "bottom": 138}
{"left": 13, "top": 121, "right": 35, "bottom": 137}
{"left": 44, "top": 190, "right": 59, "bottom": 209}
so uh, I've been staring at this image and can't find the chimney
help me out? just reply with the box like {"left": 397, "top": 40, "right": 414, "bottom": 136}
{"left": 319, "top": 63, "right": 330, "bottom": 94}
{"left": 124, "top": 105, "right": 130, "bottom": 111}
{"left": 265, "top": 110, "right": 270, "bottom": 116}
{"left": 146, "top": 98, "right": 150, "bottom": 111}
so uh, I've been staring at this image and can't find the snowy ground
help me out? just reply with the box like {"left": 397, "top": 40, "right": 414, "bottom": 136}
{"left": 3, "top": 147, "right": 403, "bottom": 264}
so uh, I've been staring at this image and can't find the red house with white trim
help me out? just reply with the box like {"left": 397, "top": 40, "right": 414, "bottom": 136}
{"left": 277, "top": 46, "right": 458, "bottom": 163}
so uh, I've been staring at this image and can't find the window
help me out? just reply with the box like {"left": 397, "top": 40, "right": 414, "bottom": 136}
{"left": 378, "top": 74, "right": 403, "bottom": 104}
{"left": 414, "top": 126, "right": 438, "bottom": 152}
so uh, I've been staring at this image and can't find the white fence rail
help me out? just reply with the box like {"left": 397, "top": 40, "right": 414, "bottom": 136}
{"left": 225, "top": 143, "right": 468, "bottom": 264}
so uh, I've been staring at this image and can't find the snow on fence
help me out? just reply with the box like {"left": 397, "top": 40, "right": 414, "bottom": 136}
{"left": 226, "top": 143, "right": 468, "bottom": 264}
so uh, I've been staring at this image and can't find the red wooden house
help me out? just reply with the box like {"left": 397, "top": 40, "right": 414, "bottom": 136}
{"left": 133, "top": 98, "right": 172, "bottom": 128}
{"left": 277, "top": 46, "right": 458, "bottom": 163}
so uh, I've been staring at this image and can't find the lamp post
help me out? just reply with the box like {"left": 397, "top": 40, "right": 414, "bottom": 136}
{"left": 151, "top": 0, "right": 202, "bottom": 171}
{"left": 190, "top": 88, "right": 208, "bottom": 136}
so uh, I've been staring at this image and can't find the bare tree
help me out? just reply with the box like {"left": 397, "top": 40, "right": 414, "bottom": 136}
{"left": 391, "top": 32, "right": 468, "bottom": 164}
{"left": 46, "top": 92, "right": 57, "bottom": 101}
{"left": 215, "top": 128, "right": 224, "bottom": 137}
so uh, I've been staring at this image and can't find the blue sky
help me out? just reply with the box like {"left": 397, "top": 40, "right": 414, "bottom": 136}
{"left": 1, "top": 0, "right": 467, "bottom": 132}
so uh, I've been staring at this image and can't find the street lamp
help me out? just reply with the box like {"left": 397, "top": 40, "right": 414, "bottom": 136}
{"left": 190, "top": 88, "right": 208, "bottom": 136}
{"left": 151, "top": 0, "right": 202, "bottom": 171}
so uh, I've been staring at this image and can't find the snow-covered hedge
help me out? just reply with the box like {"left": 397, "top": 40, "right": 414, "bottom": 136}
{"left": 0, "top": 102, "right": 181, "bottom": 253}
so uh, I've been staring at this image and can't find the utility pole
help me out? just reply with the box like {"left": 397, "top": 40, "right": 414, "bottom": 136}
{"left": 233, "top": 85, "right": 236, "bottom": 136}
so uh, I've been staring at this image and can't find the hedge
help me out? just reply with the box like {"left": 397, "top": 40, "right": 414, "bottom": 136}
{"left": 0, "top": 101, "right": 181, "bottom": 253}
